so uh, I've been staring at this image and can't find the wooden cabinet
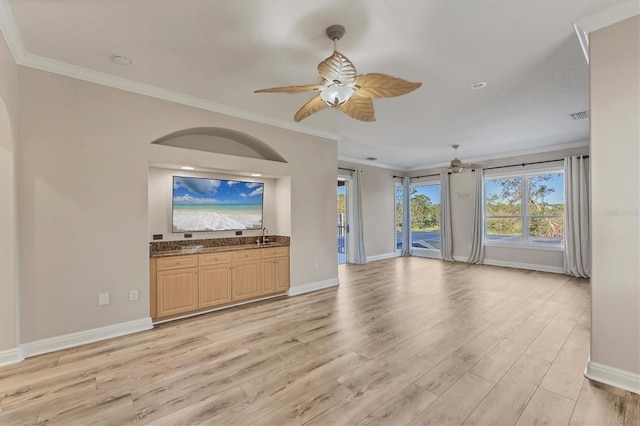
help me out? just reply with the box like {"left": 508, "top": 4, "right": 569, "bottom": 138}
{"left": 274, "top": 256, "right": 290, "bottom": 292}
{"left": 199, "top": 264, "right": 232, "bottom": 308}
{"left": 156, "top": 256, "right": 198, "bottom": 317}
{"left": 151, "top": 246, "right": 289, "bottom": 321}
{"left": 232, "top": 250, "right": 261, "bottom": 301}
{"left": 261, "top": 246, "right": 290, "bottom": 294}
{"left": 199, "top": 252, "right": 233, "bottom": 308}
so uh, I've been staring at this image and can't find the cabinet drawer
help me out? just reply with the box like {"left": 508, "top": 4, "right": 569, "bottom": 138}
{"left": 261, "top": 246, "right": 289, "bottom": 258}
{"left": 156, "top": 255, "right": 198, "bottom": 271}
{"left": 199, "top": 252, "right": 232, "bottom": 265}
{"left": 233, "top": 249, "right": 261, "bottom": 262}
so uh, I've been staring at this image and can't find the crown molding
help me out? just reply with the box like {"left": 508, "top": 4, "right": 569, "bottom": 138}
{"left": 574, "top": 1, "right": 640, "bottom": 63}
{"left": 0, "top": 0, "right": 339, "bottom": 143}
{"left": 0, "top": 0, "right": 25, "bottom": 62}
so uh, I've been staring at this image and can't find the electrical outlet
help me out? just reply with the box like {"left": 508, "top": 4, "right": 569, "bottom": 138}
{"left": 129, "top": 290, "right": 138, "bottom": 301}
{"left": 153, "top": 234, "right": 163, "bottom": 240}
{"left": 184, "top": 233, "right": 192, "bottom": 238}
{"left": 98, "top": 293, "right": 109, "bottom": 306}
{"left": 235, "top": 230, "right": 242, "bottom": 235}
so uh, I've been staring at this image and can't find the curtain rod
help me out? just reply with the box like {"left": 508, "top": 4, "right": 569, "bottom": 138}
{"left": 392, "top": 155, "right": 589, "bottom": 178}
{"left": 393, "top": 173, "right": 445, "bottom": 179}
{"left": 484, "top": 155, "right": 589, "bottom": 171}
{"left": 339, "top": 167, "right": 356, "bottom": 172}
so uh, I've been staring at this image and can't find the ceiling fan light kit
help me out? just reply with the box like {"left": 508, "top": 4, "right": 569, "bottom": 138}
{"left": 255, "top": 24, "right": 422, "bottom": 122}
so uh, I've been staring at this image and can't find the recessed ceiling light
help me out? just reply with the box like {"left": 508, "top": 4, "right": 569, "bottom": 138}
{"left": 112, "top": 54, "right": 130, "bottom": 65}
{"left": 365, "top": 157, "right": 378, "bottom": 161}
{"left": 180, "top": 166, "right": 195, "bottom": 170}
{"left": 470, "top": 81, "right": 487, "bottom": 90}
{"left": 250, "top": 173, "right": 262, "bottom": 177}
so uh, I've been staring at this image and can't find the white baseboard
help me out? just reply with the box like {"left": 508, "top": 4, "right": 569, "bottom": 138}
{"left": 366, "top": 252, "right": 399, "bottom": 262}
{"left": 0, "top": 347, "right": 24, "bottom": 366}
{"left": 585, "top": 359, "right": 640, "bottom": 394}
{"left": 288, "top": 278, "right": 339, "bottom": 296}
{"left": 483, "top": 259, "right": 564, "bottom": 274}
{"left": 21, "top": 317, "right": 153, "bottom": 359}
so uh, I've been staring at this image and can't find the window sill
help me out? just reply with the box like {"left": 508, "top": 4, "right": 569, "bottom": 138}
{"left": 485, "top": 241, "right": 564, "bottom": 252}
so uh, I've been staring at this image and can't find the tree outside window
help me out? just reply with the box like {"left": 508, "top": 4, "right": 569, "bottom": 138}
{"left": 410, "top": 183, "right": 441, "bottom": 250}
{"left": 485, "top": 172, "right": 564, "bottom": 246}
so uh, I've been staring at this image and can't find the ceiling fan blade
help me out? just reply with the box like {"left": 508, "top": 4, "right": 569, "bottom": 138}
{"left": 294, "top": 95, "right": 328, "bottom": 122}
{"left": 318, "top": 51, "right": 357, "bottom": 85}
{"left": 339, "top": 94, "right": 376, "bottom": 122}
{"left": 355, "top": 73, "right": 422, "bottom": 98}
{"left": 430, "top": 167, "right": 453, "bottom": 173}
{"left": 255, "top": 84, "right": 323, "bottom": 94}
{"left": 460, "top": 163, "right": 485, "bottom": 169}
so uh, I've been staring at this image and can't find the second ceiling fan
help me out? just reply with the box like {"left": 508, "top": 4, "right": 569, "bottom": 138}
{"left": 438, "top": 145, "right": 485, "bottom": 173}
{"left": 255, "top": 25, "right": 422, "bottom": 122}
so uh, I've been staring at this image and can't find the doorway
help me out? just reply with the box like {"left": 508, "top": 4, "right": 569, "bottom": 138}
{"left": 337, "top": 179, "right": 347, "bottom": 264}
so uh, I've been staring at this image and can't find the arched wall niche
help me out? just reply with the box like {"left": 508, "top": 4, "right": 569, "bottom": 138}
{"left": 0, "top": 95, "right": 18, "bottom": 354}
{"left": 151, "top": 127, "right": 288, "bottom": 163}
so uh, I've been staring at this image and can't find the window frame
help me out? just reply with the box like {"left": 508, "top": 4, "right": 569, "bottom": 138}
{"left": 409, "top": 180, "right": 442, "bottom": 257}
{"left": 395, "top": 181, "right": 403, "bottom": 253}
{"left": 484, "top": 169, "right": 565, "bottom": 251}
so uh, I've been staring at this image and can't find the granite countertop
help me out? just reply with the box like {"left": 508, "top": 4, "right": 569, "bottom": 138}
{"left": 150, "top": 242, "right": 289, "bottom": 258}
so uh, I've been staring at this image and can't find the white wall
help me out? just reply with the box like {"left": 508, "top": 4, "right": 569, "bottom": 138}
{"left": 589, "top": 15, "right": 640, "bottom": 387}
{"left": 148, "top": 167, "right": 279, "bottom": 241}
{"left": 17, "top": 66, "right": 337, "bottom": 345}
{"left": 0, "top": 31, "right": 19, "bottom": 356}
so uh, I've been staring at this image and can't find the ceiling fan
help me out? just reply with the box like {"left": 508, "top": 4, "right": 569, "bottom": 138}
{"left": 255, "top": 25, "right": 422, "bottom": 122}
{"left": 440, "top": 145, "right": 485, "bottom": 173}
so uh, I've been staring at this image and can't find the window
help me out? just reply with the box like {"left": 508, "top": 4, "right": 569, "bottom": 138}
{"left": 410, "top": 183, "right": 441, "bottom": 250}
{"left": 485, "top": 172, "right": 564, "bottom": 247}
{"left": 395, "top": 182, "right": 403, "bottom": 250}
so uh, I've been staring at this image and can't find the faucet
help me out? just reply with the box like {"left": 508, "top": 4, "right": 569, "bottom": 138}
{"left": 256, "top": 228, "right": 269, "bottom": 246}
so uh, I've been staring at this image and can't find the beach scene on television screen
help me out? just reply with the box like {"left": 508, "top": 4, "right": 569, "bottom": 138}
{"left": 173, "top": 177, "right": 263, "bottom": 232}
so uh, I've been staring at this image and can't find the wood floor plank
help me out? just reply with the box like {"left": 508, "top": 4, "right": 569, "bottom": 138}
{"left": 539, "top": 332, "right": 590, "bottom": 401}
{"left": 525, "top": 317, "right": 577, "bottom": 362}
{"left": 463, "top": 353, "right": 551, "bottom": 425}
{"left": 305, "top": 358, "right": 434, "bottom": 425}
{"left": 515, "top": 387, "right": 575, "bottom": 426}
{"left": 142, "top": 386, "right": 251, "bottom": 426}
{"left": 417, "top": 318, "right": 495, "bottom": 364}
{"left": 363, "top": 383, "right": 438, "bottom": 426}
{"left": 569, "top": 378, "right": 625, "bottom": 425}
{"left": 36, "top": 392, "right": 135, "bottom": 425}
{"left": 251, "top": 380, "right": 352, "bottom": 426}
{"left": 624, "top": 390, "right": 640, "bottom": 426}
{"left": 410, "top": 373, "right": 495, "bottom": 426}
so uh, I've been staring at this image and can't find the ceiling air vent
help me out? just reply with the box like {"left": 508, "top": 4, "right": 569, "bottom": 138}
{"left": 569, "top": 110, "right": 589, "bottom": 120}
{"left": 365, "top": 157, "right": 378, "bottom": 161}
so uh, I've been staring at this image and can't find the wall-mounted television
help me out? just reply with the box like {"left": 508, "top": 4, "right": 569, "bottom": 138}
{"left": 172, "top": 176, "right": 264, "bottom": 232}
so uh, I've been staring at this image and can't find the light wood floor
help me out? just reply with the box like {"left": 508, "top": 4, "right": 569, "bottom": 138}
{"left": 1, "top": 257, "right": 638, "bottom": 425}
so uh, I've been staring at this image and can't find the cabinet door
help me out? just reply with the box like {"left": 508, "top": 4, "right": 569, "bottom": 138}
{"left": 232, "top": 260, "right": 261, "bottom": 301}
{"left": 261, "top": 259, "right": 276, "bottom": 295}
{"left": 157, "top": 268, "right": 198, "bottom": 317}
{"left": 199, "top": 264, "right": 232, "bottom": 308}
{"left": 274, "top": 256, "right": 290, "bottom": 292}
